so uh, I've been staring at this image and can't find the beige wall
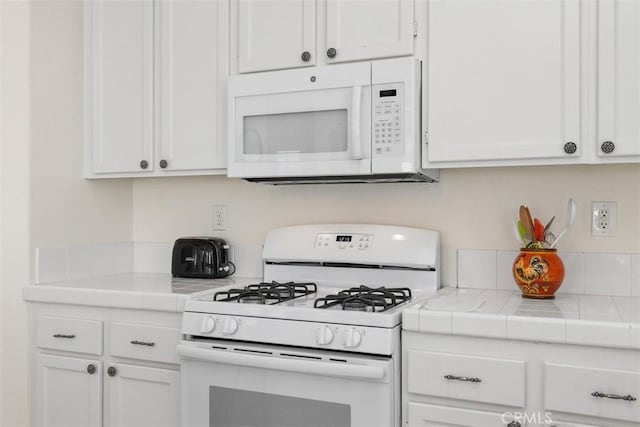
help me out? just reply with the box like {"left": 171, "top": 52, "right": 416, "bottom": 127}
{"left": 133, "top": 164, "right": 640, "bottom": 286}
{"left": 0, "top": 2, "right": 134, "bottom": 425}
{"left": 30, "top": 0, "right": 132, "bottom": 248}
{"left": 0, "top": 1, "right": 32, "bottom": 425}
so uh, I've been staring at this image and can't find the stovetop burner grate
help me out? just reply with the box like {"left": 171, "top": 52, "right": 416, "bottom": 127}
{"left": 314, "top": 285, "right": 412, "bottom": 312}
{"left": 213, "top": 281, "right": 317, "bottom": 304}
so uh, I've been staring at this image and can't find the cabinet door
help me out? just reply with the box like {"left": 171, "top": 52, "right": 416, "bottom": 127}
{"left": 86, "top": 0, "right": 154, "bottom": 174}
{"left": 104, "top": 363, "right": 179, "bottom": 427}
{"left": 35, "top": 354, "right": 102, "bottom": 427}
{"left": 238, "top": 0, "right": 316, "bottom": 73}
{"left": 548, "top": 422, "right": 600, "bottom": 427}
{"left": 325, "top": 0, "right": 414, "bottom": 63}
{"left": 597, "top": 0, "right": 640, "bottom": 158}
{"left": 426, "top": 0, "right": 581, "bottom": 163}
{"left": 407, "top": 402, "right": 524, "bottom": 427}
{"left": 156, "top": 0, "right": 228, "bottom": 171}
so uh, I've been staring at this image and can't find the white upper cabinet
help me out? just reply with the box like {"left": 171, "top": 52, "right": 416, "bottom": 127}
{"left": 157, "top": 0, "right": 227, "bottom": 171}
{"left": 597, "top": 0, "right": 640, "bottom": 159}
{"left": 85, "top": 0, "right": 228, "bottom": 178}
{"left": 237, "top": 0, "right": 316, "bottom": 73}
{"left": 325, "top": 0, "right": 414, "bottom": 63}
{"left": 235, "top": 0, "right": 414, "bottom": 73}
{"left": 86, "top": 0, "right": 154, "bottom": 174}
{"left": 425, "top": 0, "right": 581, "bottom": 164}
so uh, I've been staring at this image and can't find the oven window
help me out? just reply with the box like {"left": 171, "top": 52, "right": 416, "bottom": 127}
{"left": 210, "top": 386, "right": 351, "bottom": 427}
{"left": 243, "top": 109, "right": 348, "bottom": 155}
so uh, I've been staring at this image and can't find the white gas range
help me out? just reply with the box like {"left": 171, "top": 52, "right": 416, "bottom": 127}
{"left": 179, "top": 224, "right": 440, "bottom": 427}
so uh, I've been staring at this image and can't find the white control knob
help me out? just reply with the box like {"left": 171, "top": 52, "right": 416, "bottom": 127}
{"left": 343, "top": 328, "right": 362, "bottom": 348}
{"left": 316, "top": 326, "right": 334, "bottom": 345}
{"left": 200, "top": 316, "right": 216, "bottom": 334}
{"left": 221, "top": 317, "right": 239, "bottom": 335}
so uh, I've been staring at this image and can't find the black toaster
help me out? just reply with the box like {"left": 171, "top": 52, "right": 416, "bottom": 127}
{"left": 171, "top": 237, "right": 234, "bottom": 279}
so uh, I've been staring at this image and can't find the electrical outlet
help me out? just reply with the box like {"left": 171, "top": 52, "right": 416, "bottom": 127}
{"left": 212, "top": 205, "right": 228, "bottom": 231}
{"left": 592, "top": 202, "right": 617, "bottom": 236}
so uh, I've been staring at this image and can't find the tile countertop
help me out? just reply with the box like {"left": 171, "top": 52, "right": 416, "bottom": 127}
{"left": 23, "top": 273, "right": 260, "bottom": 312}
{"left": 403, "top": 287, "right": 640, "bottom": 350}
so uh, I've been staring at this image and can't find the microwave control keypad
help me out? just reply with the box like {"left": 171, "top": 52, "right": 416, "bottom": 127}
{"left": 373, "top": 87, "right": 403, "bottom": 157}
{"left": 315, "top": 234, "right": 373, "bottom": 251}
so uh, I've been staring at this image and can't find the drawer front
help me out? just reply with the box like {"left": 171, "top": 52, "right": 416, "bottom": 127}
{"left": 407, "top": 350, "right": 526, "bottom": 407}
{"left": 408, "top": 402, "right": 526, "bottom": 427}
{"left": 110, "top": 322, "right": 180, "bottom": 364}
{"left": 544, "top": 363, "right": 640, "bottom": 423}
{"left": 36, "top": 315, "right": 103, "bottom": 355}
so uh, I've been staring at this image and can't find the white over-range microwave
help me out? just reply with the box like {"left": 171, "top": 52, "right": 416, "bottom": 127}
{"left": 227, "top": 57, "right": 438, "bottom": 184}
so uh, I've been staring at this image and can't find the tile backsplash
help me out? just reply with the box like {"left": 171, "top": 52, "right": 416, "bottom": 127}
{"left": 34, "top": 244, "right": 640, "bottom": 297}
{"left": 458, "top": 249, "right": 640, "bottom": 297}
{"left": 35, "top": 243, "right": 134, "bottom": 283}
{"left": 35, "top": 241, "right": 263, "bottom": 283}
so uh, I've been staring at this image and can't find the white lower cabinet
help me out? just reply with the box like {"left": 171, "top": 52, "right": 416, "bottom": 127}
{"left": 35, "top": 354, "right": 102, "bottom": 427}
{"left": 548, "top": 422, "right": 601, "bottom": 427}
{"left": 403, "top": 332, "right": 640, "bottom": 427}
{"left": 545, "top": 363, "right": 640, "bottom": 424}
{"left": 408, "top": 402, "right": 524, "bottom": 427}
{"left": 31, "top": 306, "right": 182, "bottom": 427}
{"left": 105, "top": 363, "right": 179, "bottom": 427}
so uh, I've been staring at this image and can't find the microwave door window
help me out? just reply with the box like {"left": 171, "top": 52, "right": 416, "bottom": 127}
{"left": 243, "top": 110, "right": 348, "bottom": 157}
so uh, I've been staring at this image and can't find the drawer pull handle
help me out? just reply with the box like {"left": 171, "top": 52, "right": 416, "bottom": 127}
{"left": 591, "top": 391, "right": 637, "bottom": 402}
{"left": 53, "top": 334, "right": 76, "bottom": 339}
{"left": 130, "top": 340, "right": 155, "bottom": 347}
{"left": 444, "top": 374, "right": 482, "bottom": 383}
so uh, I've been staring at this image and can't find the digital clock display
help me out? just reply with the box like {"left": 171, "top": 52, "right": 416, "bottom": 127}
{"left": 379, "top": 89, "right": 397, "bottom": 97}
{"left": 336, "top": 235, "right": 352, "bottom": 242}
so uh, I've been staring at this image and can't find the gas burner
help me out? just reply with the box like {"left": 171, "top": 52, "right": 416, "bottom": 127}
{"left": 213, "top": 281, "right": 317, "bottom": 304}
{"left": 314, "top": 286, "right": 412, "bottom": 312}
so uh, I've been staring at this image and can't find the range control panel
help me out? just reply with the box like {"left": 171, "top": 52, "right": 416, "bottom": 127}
{"left": 315, "top": 233, "right": 374, "bottom": 250}
{"left": 373, "top": 84, "right": 403, "bottom": 157}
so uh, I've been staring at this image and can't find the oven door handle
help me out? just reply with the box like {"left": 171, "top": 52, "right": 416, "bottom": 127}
{"left": 351, "top": 85, "right": 363, "bottom": 160}
{"left": 177, "top": 344, "right": 385, "bottom": 380}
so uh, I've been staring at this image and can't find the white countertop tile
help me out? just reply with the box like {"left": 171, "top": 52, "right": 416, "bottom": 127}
{"left": 403, "top": 287, "right": 640, "bottom": 349}
{"left": 23, "top": 273, "right": 260, "bottom": 312}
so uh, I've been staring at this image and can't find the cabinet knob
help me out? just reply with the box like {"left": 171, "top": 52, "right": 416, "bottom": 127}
{"left": 563, "top": 141, "right": 577, "bottom": 154}
{"left": 506, "top": 422, "right": 522, "bottom": 427}
{"left": 159, "top": 159, "right": 168, "bottom": 169}
{"left": 326, "top": 47, "right": 337, "bottom": 58}
{"left": 601, "top": 140, "right": 615, "bottom": 154}
{"left": 87, "top": 364, "right": 96, "bottom": 375}
{"left": 107, "top": 366, "right": 117, "bottom": 377}
{"left": 301, "top": 51, "right": 311, "bottom": 62}
{"left": 139, "top": 160, "right": 149, "bottom": 169}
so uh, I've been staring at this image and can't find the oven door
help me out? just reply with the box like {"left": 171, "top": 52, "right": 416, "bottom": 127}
{"left": 178, "top": 340, "right": 398, "bottom": 427}
{"left": 227, "top": 62, "right": 372, "bottom": 178}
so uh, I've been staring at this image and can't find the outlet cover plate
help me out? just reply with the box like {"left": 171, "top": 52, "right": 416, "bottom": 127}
{"left": 591, "top": 201, "right": 617, "bottom": 236}
{"left": 212, "top": 205, "right": 228, "bottom": 231}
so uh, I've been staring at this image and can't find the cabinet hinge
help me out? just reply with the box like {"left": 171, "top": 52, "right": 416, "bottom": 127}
{"left": 413, "top": 21, "right": 418, "bottom": 37}
{"left": 423, "top": 129, "right": 429, "bottom": 145}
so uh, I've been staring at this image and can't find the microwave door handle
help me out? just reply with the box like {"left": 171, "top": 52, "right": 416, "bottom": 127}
{"left": 177, "top": 344, "right": 384, "bottom": 380}
{"left": 351, "top": 85, "right": 363, "bottom": 160}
